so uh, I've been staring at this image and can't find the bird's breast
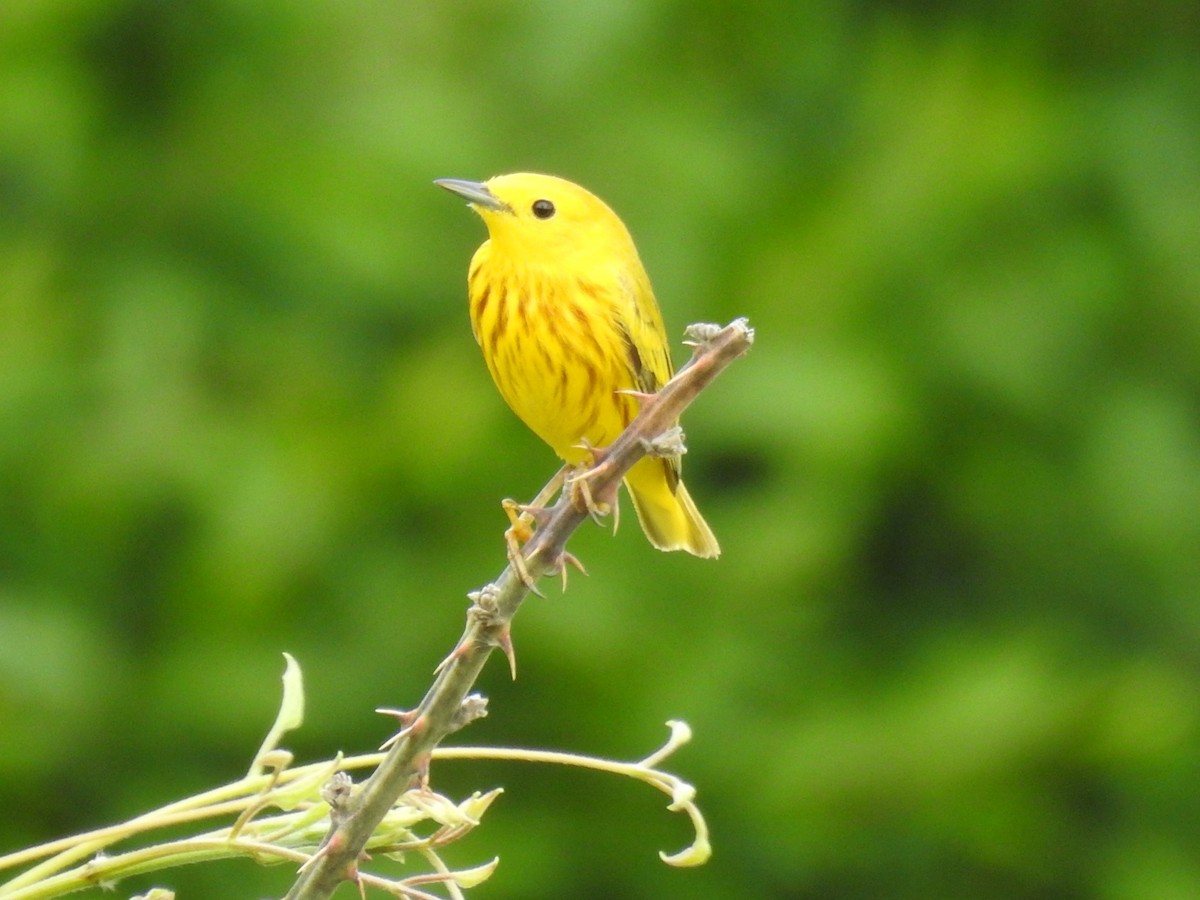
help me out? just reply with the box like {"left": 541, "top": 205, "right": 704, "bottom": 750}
{"left": 467, "top": 258, "right": 637, "bottom": 461}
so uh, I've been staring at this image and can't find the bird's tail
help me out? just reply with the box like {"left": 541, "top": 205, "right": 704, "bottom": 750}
{"left": 625, "top": 457, "right": 720, "bottom": 558}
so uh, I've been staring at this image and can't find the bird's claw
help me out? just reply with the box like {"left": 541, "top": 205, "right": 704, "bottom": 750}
{"left": 568, "top": 470, "right": 623, "bottom": 536}
{"left": 504, "top": 527, "right": 543, "bottom": 596}
{"left": 501, "top": 498, "right": 545, "bottom": 595}
{"left": 495, "top": 455, "right": 611, "bottom": 595}
{"left": 565, "top": 443, "right": 618, "bottom": 515}
{"left": 568, "top": 472, "right": 608, "bottom": 522}
{"left": 502, "top": 497, "right": 553, "bottom": 532}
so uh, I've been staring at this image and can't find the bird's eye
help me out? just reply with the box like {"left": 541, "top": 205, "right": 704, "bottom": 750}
{"left": 532, "top": 199, "right": 556, "bottom": 219}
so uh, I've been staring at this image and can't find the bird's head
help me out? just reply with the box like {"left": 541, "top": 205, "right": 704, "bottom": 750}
{"left": 435, "top": 173, "right": 636, "bottom": 269}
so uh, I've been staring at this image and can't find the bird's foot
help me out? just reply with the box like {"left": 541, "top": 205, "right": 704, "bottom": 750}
{"left": 498, "top": 465, "right": 572, "bottom": 594}
{"left": 502, "top": 497, "right": 553, "bottom": 595}
{"left": 566, "top": 445, "right": 622, "bottom": 533}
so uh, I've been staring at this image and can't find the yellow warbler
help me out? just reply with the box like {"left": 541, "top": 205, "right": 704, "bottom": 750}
{"left": 436, "top": 173, "right": 719, "bottom": 558}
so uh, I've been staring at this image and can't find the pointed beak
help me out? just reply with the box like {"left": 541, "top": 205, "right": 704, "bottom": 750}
{"left": 434, "top": 178, "right": 511, "bottom": 213}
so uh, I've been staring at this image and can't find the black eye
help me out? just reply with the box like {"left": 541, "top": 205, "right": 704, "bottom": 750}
{"left": 532, "top": 199, "right": 555, "bottom": 219}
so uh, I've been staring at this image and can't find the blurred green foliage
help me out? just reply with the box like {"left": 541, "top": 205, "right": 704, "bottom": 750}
{"left": 3, "top": 1, "right": 1200, "bottom": 897}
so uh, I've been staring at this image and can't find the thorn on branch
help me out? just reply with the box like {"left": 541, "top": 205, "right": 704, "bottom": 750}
{"left": 614, "top": 387, "right": 657, "bottom": 405}
{"left": 431, "top": 584, "right": 503, "bottom": 677}
{"left": 376, "top": 706, "right": 419, "bottom": 727}
{"left": 463, "top": 584, "right": 519, "bottom": 678}
{"left": 497, "top": 627, "right": 518, "bottom": 680}
{"left": 378, "top": 712, "right": 426, "bottom": 751}
{"left": 545, "top": 549, "right": 587, "bottom": 593}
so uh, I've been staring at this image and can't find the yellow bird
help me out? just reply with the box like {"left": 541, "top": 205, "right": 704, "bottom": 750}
{"left": 436, "top": 173, "right": 719, "bottom": 558}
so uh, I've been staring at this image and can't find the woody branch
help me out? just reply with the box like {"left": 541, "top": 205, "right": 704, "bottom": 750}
{"left": 284, "top": 318, "right": 754, "bottom": 900}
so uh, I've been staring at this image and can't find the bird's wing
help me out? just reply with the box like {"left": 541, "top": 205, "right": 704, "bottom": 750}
{"left": 615, "top": 268, "right": 682, "bottom": 491}
{"left": 616, "top": 268, "right": 674, "bottom": 394}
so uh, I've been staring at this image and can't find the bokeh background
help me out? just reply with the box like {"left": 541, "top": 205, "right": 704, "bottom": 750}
{"left": 3, "top": 2, "right": 1200, "bottom": 897}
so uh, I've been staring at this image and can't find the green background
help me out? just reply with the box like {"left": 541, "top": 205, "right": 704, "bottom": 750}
{"left": 3, "top": 2, "right": 1199, "bottom": 897}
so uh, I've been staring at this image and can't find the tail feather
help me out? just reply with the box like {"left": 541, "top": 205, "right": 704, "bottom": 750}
{"left": 625, "top": 458, "right": 720, "bottom": 558}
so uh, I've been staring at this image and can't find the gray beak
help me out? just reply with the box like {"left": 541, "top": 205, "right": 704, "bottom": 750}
{"left": 434, "top": 178, "right": 511, "bottom": 213}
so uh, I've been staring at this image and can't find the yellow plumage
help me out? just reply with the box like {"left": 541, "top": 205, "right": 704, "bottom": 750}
{"left": 437, "top": 173, "right": 718, "bottom": 558}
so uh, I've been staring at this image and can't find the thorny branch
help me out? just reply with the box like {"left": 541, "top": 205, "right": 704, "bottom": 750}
{"left": 284, "top": 318, "right": 754, "bottom": 900}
